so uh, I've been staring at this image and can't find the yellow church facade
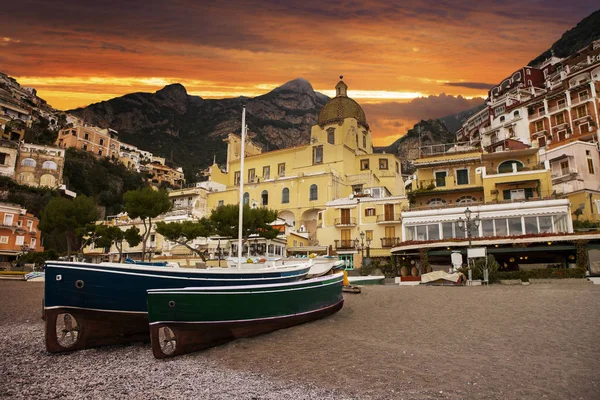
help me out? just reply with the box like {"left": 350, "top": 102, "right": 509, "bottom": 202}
{"left": 205, "top": 79, "right": 407, "bottom": 260}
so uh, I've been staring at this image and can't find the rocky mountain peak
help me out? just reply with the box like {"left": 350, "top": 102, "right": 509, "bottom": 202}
{"left": 154, "top": 83, "right": 190, "bottom": 113}
{"left": 275, "top": 78, "right": 315, "bottom": 95}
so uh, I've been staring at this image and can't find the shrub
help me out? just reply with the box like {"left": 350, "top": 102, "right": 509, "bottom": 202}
{"left": 496, "top": 268, "right": 586, "bottom": 282}
{"left": 459, "top": 255, "right": 500, "bottom": 283}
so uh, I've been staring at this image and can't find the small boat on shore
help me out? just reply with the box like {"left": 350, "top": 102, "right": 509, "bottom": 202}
{"left": 148, "top": 272, "right": 345, "bottom": 358}
{"left": 43, "top": 260, "right": 311, "bottom": 353}
{"left": 227, "top": 256, "right": 345, "bottom": 278}
{"left": 348, "top": 275, "right": 386, "bottom": 286}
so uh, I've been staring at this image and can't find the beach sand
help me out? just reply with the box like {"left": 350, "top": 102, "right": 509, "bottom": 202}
{"left": 1, "top": 281, "right": 599, "bottom": 399}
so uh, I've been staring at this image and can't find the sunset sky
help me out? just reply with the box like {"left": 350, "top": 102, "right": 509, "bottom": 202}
{"left": 1, "top": 1, "right": 598, "bottom": 145}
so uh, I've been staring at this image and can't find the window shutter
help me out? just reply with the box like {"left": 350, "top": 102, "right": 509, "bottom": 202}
{"left": 503, "top": 190, "right": 511, "bottom": 200}
{"left": 525, "top": 188, "right": 534, "bottom": 199}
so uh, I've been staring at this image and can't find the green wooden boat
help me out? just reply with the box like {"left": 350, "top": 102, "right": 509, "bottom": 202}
{"left": 147, "top": 272, "right": 344, "bottom": 358}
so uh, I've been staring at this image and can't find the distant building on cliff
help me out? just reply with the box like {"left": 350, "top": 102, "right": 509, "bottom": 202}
{"left": 15, "top": 142, "right": 65, "bottom": 188}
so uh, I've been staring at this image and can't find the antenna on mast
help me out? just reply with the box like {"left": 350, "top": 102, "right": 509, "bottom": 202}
{"left": 418, "top": 123, "right": 422, "bottom": 158}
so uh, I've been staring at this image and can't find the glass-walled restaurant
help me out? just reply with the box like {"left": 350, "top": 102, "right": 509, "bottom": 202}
{"left": 405, "top": 213, "right": 571, "bottom": 241}
{"left": 396, "top": 199, "right": 578, "bottom": 271}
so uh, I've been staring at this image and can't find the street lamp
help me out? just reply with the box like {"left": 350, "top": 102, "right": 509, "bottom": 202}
{"left": 354, "top": 231, "right": 372, "bottom": 258}
{"left": 457, "top": 207, "right": 480, "bottom": 248}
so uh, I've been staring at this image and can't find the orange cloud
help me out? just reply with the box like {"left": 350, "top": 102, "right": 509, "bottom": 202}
{"left": 1, "top": 1, "right": 596, "bottom": 141}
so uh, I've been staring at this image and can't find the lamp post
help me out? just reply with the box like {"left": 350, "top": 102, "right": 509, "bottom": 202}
{"left": 457, "top": 207, "right": 480, "bottom": 278}
{"left": 457, "top": 207, "right": 480, "bottom": 248}
{"left": 354, "top": 231, "right": 372, "bottom": 266}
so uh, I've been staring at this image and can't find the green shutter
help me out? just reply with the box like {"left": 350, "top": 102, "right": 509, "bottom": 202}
{"left": 525, "top": 188, "right": 534, "bottom": 198}
{"left": 503, "top": 190, "right": 511, "bottom": 200}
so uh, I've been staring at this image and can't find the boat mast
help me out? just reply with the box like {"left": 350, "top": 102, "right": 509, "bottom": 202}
{"left": 237, "top": 106, "right": 246, "bottom": 269}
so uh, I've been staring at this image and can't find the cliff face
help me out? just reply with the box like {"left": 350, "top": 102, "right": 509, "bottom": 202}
{"left": 69, "top": 78, "right": 329, "bottom": 178}
{"left": 382, "top": 119, "right": 457, "bottom": 173}
{"left": 529, "top": 10, "right": 600, "bottom": 67}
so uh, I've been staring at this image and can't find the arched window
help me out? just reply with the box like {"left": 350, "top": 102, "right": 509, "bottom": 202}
{"left": 17, "top": 172, "right": 35, "bottom": 183}
{"left": 261, "top": 190, "right": 268, "bottom": 206}
{"left": 498, "top": 160, "right": 523, "bottom": 174}
{"left": 40, "top": 174, "right": 56, "bottom": 187}
{"left": 282, "top": 188, "right": 289, "bottom": 204}
{"left": 514, "top": 110, "right": 520, "bottom": 117}
{"left": 243, "top": 192, "right": 249, "bottom": 205}
{"left": 426, "top": 198, "right": 446, "bottom": 207}
{"left": 42, "top": 161, "right": 57, "bottom": 170}
{"left": 21, "top": 158, "right": 36, "bottom": 167}
{"left": 309, "top": 184, "right": 318, "bottom": 201}
{"left": 456, "top": 196, "right": 477, "bottom": 205}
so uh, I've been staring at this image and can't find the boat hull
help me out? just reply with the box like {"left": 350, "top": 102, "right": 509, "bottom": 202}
{"left": 45, "top": 307, "right": 149, "bottom": 353}
{"left": 44, "top": 261, "right": 310, "bottom": 353}
{"left": 148, "top": 273, "right": 345, "bottom": 358}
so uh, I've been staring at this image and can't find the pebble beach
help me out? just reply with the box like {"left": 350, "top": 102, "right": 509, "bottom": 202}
{"left": 1, "top": 280, "right": 599, "bottom": 399}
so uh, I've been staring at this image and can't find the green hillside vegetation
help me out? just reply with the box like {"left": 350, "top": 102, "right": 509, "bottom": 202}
{"left": 63, "top": 148, "right": 147, "bottom": 216}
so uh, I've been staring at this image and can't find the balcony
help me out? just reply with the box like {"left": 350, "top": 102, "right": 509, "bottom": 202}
{"left": 334, "top": 239, "right": 355, "bottom": 250}
{"left": 571, "top": 94, "right": 591, "bottom": 106}
{"left": 548, "top": 103, "right": 567, "bottom": 114}
{"left": 376, "top": 213, "right": 401, "bottom": 223}
{"left": 529, "top": 109, "right": 546, "bottom": 120}
{"left": 572, "top": 114, "right": 590, "bottom": 124}
{"left": 551, "top": 123, "right": 569, "bottom": 133}
{"left": 380, "top": 237, "right": 401, "bottom": 248}
{"left": 552, "top": 167, "right": 579, "bottom": 179}
{"left": 334, "top": 217, "right": 356, "bottom": 227}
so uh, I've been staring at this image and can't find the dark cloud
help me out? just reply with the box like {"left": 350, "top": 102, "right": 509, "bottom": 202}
{"left": 363, "top": 94, "right": 485, "bottom": 144}
{"left": 444, "top": 82, "right": 495, "bottom": 90}
{"left": 363, "top": 94, "right": 484, "bottom": 122}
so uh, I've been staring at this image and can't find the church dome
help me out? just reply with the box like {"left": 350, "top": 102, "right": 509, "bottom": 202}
{"left": 318, "top": 77, "right": 369, "bottom": 129}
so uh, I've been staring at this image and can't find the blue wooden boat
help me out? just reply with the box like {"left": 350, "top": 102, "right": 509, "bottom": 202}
{"left": 43, "top": 260, "right": 311, "bottom": 353}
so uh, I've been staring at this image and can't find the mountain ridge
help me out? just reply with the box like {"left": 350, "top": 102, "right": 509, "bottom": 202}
{"left": 69, "top": 79, "right": 329, "bottom": 179}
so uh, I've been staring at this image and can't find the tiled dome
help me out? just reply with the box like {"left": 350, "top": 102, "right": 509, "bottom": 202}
{"left": 318, "top": 78, "right": 368, "bottom": 129}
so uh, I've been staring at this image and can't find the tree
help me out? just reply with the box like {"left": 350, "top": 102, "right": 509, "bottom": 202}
{"left": 94, "top": 225, "right": 141, "bottom": 262}
{"left": 123, "top": 187, "right": 171, "bottom": 260}
{"left": 209, "top": 205, "right": 280, "bottom": 254}
{"left": 39, "top": 195, "right": 99, "bottom": 256}
{"left": 156, "top": 219, "right": 212, "bottom": 261}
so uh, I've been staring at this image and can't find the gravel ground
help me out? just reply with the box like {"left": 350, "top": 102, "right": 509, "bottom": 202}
{"left": 1, "top": 281, "right": 599, "bottom": 399}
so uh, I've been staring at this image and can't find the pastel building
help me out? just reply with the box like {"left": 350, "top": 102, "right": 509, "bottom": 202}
{"left": 543, "top": 140, "right": 600, "bottom": 222}
{"left": 0, "top": 203, "right": 44, "bottom": 266}
{"left": 15, "top": 143, "right": 65, "bottom": 188}
{"left": 203, "top": 78, "right": 405, "bottom": 266}
{"left": 56, "top": 124, "right": 121, "bottom": 158}
{"left": 0, "top": 139, "right": 18, "bottom": 178}
{"left": 394, "top": 142, "right": 575, "bottom": 272}
{"left": 456, "top": 39, "right": 600, "bottom": 227}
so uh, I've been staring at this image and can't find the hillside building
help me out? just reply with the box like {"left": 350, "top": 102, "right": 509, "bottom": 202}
{"left": 56, "top": 124, "right": 121, "bottom": 158}
{"left": 147, "top": 160, "right": 185, "bottom": 188}
{"left": 0, "top": 203, "right": 43, "bottom": 267}
{"left": 394, "top": 142, "right": 577, "bottom": 271}
{"left": 0, "top": 140, "right": 19, "bottom": 178}
{"left": 456, "top": 39, "right": 600, "bottom": 224}
{"left": 15, "top": 142, "right": 65, "bottom": 188}
{"left": 119, "top": 143, "right": 153, "bottom": 172}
